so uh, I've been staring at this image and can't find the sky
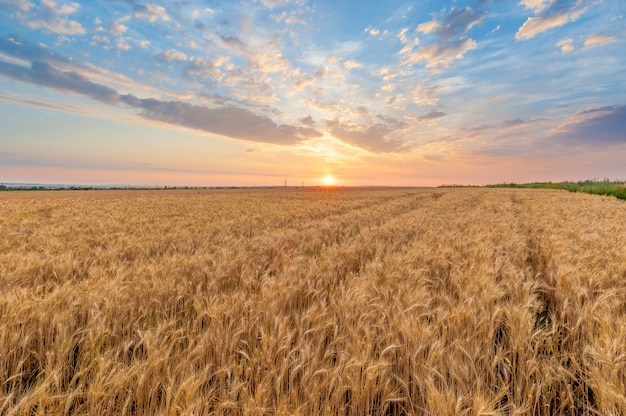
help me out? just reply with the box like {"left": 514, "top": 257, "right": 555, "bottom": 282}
{"left": 0, "top": 0, "right": 625, "bottom": 187}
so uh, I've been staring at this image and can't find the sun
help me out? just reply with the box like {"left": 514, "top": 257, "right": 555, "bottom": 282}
{"left": 325, "top": 175, "right": 334, "bottom": 185}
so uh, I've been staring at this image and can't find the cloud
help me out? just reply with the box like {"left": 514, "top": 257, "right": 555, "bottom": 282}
{"left": 108, "top": 21, "right": 128, "bottom": 36}
{"left": 584, "top": 33, "right": 617, "bottom": 49}
{"left": 397, "top": 27, "right": 420, "bottom": 55}
{"left": 313, "top": 65, "right": 328, "bottom": 79}
{"left": 185, "top": 56, "right": 230, "bottom": 79}
{"left": 0, "top": 60, "right": 120, "bottom": 104}
{"left": 342, "top": 60, "right": 362, "bottom": 70}
{"left": 416, "top": 20, "right": 438, "bottom": 35}
{"left": 554, "top": 33, "right": 614, "bottom": 54}
{"left": 410, "top": 83, "right": 442, "bottom": 106}
{"left": 234, "top": 75, "right": 278, "bottom": 103}
{"left": 550, "top": 104, "right": 626, "bottom": 147}
{"left": 0, "top": 0, "right": 33, "bottom": 14}
{"left": 248, "top": 49, "right": 290, "bottom": 73}
{"left": 0, "top": 39, "right": 323, "bottom": 147}
{"left": 325, "top": 118, "right": 409, "bottom": 153}
{"left": 109, "top": 0, "right": 169, "bottom": 23}
{"left": 0, "top": 90, "right": 85, "bottom": 113}
{"left": 467, "top": 124, "right": 495, "bottom": 132}
{"left": 307, "top": 99, "right": 340, "bottom": 112}
{"left": 519, "top": 0, "right": 553, "bottom": 14}
{"left": 134, "top": 3, "right": 170, "bottom": 23}
{"left": 92, "top": 35, "right": 110, "bottom": 46}
{"left": 556, "top": 38, "right": 574, "bottom": 53}
{"left": 385, "top": 94, "right": 405, "bottom": 107}
{"left": 290, "top": 74, "right": 314, "bottom": 91}
{"left": 403, "top": 6, "right": 484, "bottom": 70}
{"left": 115, "top": 38, "right": 130, "bottom": 51}
{"left": 502, "top": 118, "right": 527, "bottom": 127}
{"left": 257, "top": 0, "right": 290, "bottom": 9}
{"left": 271, "top": 11, "right": 306, "bottom": 25}
{"left": 418, "top": 7, "right": 484, "bottom": 39}
{"left": 372, "top": 66, "right": 400, "bottom": 82}
{"left": 121, "top": 95, "right": 321, "bottom": 145}
{"left": 156, "top": 49, "right": 188, "bottom": 63}
{"left": 192, "top": 8, "right": 214, "bottom": 20}
{"left": 404, "top": 109, "right": 447, "bottom": 124}
{"left": 500, "top": 117, "right": 545, "bottom": 131}
{"left": 41, "top": 0, "right": 78, "bottom": 14}
{"left": 0, "top": 35, "right": 142, "bottom": 91}
{"left": 26, "top": 0, "right": 85, "bottom": 35}
{"left": 421, "top": 110, "right": 447, "bottom": 119}
{"left": 0, "top": 36, "right": 68, "bottom": 64}
{"left": 365, "top": 26, "right": 380, "bottom": 36}
{"left": 516, "top": 0, "right": 589, "bottom": 40}
{"left": 404, "top": 38, "right": 477, "bottom": 70}
{"left": 219, "top": 35, "right": 249, "bottom": 54}
{"left": 300, "top": 115, "right": 315, "bottom": 126}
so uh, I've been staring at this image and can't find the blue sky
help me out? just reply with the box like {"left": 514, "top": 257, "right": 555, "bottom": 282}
{"left": 1, "top": 0, "right": 624, "bottom": 186}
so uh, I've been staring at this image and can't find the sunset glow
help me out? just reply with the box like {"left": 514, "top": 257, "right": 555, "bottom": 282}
{"left": 0, "top": 1, "right": 624, "bottom": 186}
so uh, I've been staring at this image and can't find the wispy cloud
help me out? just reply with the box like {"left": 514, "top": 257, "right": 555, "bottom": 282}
{"left": 0, "top": 38, "right": 322, "bottom": 147}
{"left": 257, "top": 0, "right": 291, "bottom": 9}
{"left": 519, "top": 0, "right": 554, "bottom": 14}
{"left": 584, "top": 33, "right": 617, "bottom": 49}
{"left": 405, "top": 109, "right": 447, "bottom": 125}
{"left": 409, "top": 83, "right": 442, "bottom": 106}
{"left": 0, "top": 36, "right": 68, "bottom": 65}
{"left": 516, "top": 0, "right": 589, "bottom": 40}
{"left": 503, "top": 118, "right": 528, "bottom": 128}
{"left": 0, "top": 90, "right": 88, "bottom": 113}
{"left": 550, "top": 105, "right": 626, "bottom": 147}
{"left": 325, "top": 117, "right": 409, "bottom": 153}
{"left": 271, "top": 11, "right": 306, "bottom": 25}
{"left": 403, "top": 6, "right": 484, "bottom": 70}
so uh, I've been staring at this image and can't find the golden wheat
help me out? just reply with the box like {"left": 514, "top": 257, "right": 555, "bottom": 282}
{"left": 1, "top": 188, "right": 625, "bottom": 415}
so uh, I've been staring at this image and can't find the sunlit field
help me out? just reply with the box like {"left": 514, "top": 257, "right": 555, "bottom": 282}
{"left": 1, "top": 188, "right": 625, "bottom": 415}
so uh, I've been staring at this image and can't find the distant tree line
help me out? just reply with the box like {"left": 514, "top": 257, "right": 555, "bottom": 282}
{"left": 485, "top": 179, "right": 626, "bottom": 200}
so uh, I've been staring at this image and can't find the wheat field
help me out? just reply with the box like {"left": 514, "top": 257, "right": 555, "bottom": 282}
{"left": 1, "top": 187, "right": 625, "bottom": 415}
